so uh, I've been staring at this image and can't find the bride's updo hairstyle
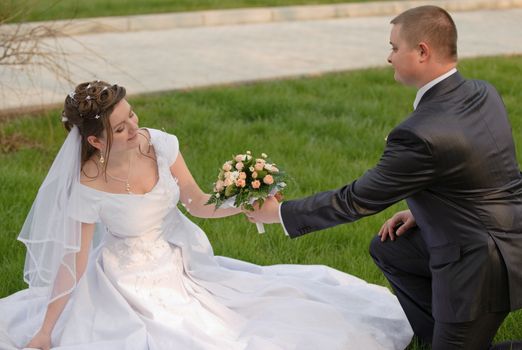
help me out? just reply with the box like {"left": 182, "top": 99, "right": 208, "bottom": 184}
{"left": 62, "top": 80, "right": 126, "bottom": 166}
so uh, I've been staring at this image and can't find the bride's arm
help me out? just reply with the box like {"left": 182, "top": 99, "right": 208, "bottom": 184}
{"left": 26, "top": 223, "right": 94, "bottom": 350}
{"left": 170, "top": 151, "right": 242, "bottom": 218}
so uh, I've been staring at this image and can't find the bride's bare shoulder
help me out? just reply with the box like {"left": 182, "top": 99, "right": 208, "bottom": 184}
{"left": 138, "top": 128, "right": 151, "bottom": 143}
{"left": 137, "top": 128, "right": 155, "bottom": 156}
{"left": 80, "top": 158, "right": 102, "bottom": 186}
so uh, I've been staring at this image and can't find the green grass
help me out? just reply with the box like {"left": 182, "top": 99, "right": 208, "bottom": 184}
{"left": 3, "top": 0, "right": 391, "bottom": 23}
{"left": 1, "top": 55, "right": 521, "bottom": 347}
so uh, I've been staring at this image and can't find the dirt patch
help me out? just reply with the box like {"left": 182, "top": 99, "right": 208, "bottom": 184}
{"left": 0, "top": 131, "right": 42, "bottom": 154}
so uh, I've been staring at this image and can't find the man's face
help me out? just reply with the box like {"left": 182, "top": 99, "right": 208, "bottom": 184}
{"left": 387, "top": 24, "right": 420, "bottom": 87}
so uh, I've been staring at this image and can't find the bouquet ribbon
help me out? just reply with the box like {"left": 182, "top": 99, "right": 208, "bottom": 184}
{"left": 219, "top": 188, "right": 280, "bottom": 234}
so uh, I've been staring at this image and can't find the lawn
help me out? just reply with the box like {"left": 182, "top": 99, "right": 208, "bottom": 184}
{"left": 1, "top": 55, "right": 521, "bottom": 347}
{"left": 3, "top": 0, "right": 392, "bottom": 23}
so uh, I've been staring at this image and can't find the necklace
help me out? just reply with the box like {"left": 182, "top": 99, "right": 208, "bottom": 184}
{"left": 105, "top": 152, "right": 133, "bottom": 194}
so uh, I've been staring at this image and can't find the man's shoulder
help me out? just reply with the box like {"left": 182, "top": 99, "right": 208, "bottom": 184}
{"left": 420, "top": 72, "right": 496, "bottom": 107}
{"left": 388, "top": 109, "right": 453, "bottom": 147}
{"left": 460, "top": 77, "right": 498, "bottom": 95}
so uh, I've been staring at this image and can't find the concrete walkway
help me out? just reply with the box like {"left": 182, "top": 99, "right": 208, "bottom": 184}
{"left": 1, "top": 0, "right": 522, "bottom": 115}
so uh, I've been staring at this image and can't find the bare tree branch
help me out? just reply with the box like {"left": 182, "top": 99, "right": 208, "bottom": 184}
{"left": 0, "top": 1, "right": 142, "bottom": 117}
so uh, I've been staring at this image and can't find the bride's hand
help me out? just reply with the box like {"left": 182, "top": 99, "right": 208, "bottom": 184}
{"left": 378, "top": 210, "right": 416, "bottom": 242}
{"left": 25, "top": 329, "right": 51, "bottom": 350}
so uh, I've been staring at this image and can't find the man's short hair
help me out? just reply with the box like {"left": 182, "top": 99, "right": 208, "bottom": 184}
{"left": 391, "top": 5, "right": 458, "bottom": 61}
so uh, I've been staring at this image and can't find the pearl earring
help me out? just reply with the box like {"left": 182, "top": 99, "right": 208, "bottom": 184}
{"left": 99, "top": 152, "right": 105, "bottom": 165}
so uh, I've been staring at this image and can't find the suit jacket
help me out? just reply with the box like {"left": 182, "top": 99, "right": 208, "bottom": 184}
{"left": 281, "top": 72, "right": 522, "bottom": 322}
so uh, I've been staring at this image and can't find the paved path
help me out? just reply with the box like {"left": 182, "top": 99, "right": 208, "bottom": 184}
{"left": 1, "top": 2, "right": 522, "bottom": 114}
{"left": 0, "top": 2, "right": 522, "bottom": 349}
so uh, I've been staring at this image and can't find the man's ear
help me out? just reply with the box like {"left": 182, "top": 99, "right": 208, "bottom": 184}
{"left": 418, "top": 42, "right": 430, "bottom": 62}
{"left": 87, "top": 135, "right": 104, "bottom": 151}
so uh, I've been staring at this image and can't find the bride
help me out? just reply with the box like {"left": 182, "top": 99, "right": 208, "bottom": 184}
{"left": 0, "top": 81, "right": 412, "bottom": 350}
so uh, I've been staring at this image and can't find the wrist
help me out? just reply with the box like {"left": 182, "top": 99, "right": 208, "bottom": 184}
{"left": 39, "top": 326, "right": 52, "bottom": 336}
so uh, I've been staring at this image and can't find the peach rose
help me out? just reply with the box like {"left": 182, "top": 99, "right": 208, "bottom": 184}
{"left": 235, "top": 154, "right": 245, "bottom": 162}
{"left": 235, "top": 178, "right": 246, "bottom": 188}
{"left": 263, "top": 175, "right": 274, "bottom": 185}
{"left": 222, "top": 162, "right": 232, "bottom": 171}
{"left": 251, "top": 180, "right": 261, "bottom": 189}
{"left": 215, "top": 180, "right": 225, "bottom": 192}
{"left": 224, "top": 178, "right": 234, "bottom": 187}
{"left": 235, "top": 162, "right": 244, "bottom": 171}
{"left": 239, "top": 172, "right": 247, "bottom": 179}
{"left": 252, "top": 171, "right": 258, "bottom": 179}
{"left": 254, "top": 163, "right": 264, "bottom": 171}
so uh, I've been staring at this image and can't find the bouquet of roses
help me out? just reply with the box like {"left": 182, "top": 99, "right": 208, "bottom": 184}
{"left": 206, "top": 151, "right": 287, "bottom": 233}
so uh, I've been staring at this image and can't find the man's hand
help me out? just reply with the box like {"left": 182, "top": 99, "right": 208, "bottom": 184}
{"left": 246, "top": 196, "right": 282, "bottom": 224}
{"left": 378, "top": 209, "right": 416, "bottom": 242}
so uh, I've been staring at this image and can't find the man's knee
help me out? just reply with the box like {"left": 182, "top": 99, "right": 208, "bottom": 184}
{"left": 369, "top": 232, "right": 416, "bottom": 270}
{"left": 369, "top": 234, "right": 386, "bottom": 264}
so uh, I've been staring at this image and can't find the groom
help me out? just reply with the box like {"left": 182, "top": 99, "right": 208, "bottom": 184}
{"left": 249, "top": 5, "right": 522, "bottom": 350}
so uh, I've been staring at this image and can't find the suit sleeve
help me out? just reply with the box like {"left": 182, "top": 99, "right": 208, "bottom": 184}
{"left": 281, "top": 127, "right": 437, "bottom": 238}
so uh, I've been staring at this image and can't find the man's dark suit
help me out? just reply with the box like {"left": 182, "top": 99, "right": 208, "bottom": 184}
{"left": 280, "top": 72, "right": 522, "bottom": 339}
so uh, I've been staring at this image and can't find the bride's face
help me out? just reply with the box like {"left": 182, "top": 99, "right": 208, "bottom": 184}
{"left": 106, "top": 99, "right": 140, "bottom": 153}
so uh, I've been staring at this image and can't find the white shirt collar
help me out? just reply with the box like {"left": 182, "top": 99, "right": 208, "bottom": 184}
{"left": 413, "top": 68, "right": 457, "bottom": 110}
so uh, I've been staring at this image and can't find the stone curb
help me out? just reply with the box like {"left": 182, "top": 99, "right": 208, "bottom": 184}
{"left": 3, "top": 0, "right": 522, "bottom": 36}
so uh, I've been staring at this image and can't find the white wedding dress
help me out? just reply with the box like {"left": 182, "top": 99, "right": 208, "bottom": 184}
{"left": 0, "top": 129, "right": 412, "bottom": 350}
